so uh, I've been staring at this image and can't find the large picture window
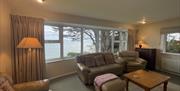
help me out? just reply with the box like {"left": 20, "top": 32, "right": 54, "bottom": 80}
{"left": 44, "top": 23, "right": 128, "bottom": 63}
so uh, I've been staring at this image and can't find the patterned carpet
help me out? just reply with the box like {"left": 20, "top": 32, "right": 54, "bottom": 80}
{"left": 50, "top": 74, "right": 180, "bottom": 91}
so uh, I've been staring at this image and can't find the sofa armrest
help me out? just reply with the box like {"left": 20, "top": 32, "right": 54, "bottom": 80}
{"left": 76, "top": 63, "right": 91, "bottom": 84}
{"left": 14, "top": 79, "right": 49, "bottom": 91}
{"left": 77, "top": 63, "right": 90, "bottom": 73}
{"left": 136, "top": 58, "right": 147, "bottom": 65}
{"left": 114, "top": 57, "right": 125, "bottom": 64}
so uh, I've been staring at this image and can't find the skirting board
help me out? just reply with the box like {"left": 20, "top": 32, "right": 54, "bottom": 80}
{"left": 48, "top": 71, "right": 77, "bottom": 81}
{"left": 159, "top": 69, "right": 180, "bottom": 76}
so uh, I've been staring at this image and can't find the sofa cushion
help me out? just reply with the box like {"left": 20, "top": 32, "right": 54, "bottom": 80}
{"left": 90, "top": 64, "right": 122, "bottom": 77}
{"left": 84, "top": 56, "right": 96, "bottom": 67}
{"left": 104, "top": 53, "right": 115, "bottom": 64}
{"left": 123, "top": 57, "right": 136, "bottom": 61}
{"left": 94, "top": 55, "right": 106, "bottom": 66}
{"left": 119, "top": 51, "right": 139, "bottom": 57}
{"left": 127, "top": 61, "right": 143, "bottom": 67}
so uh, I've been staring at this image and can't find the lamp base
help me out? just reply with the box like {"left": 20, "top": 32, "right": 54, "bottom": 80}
{"left": 139, "top": 45, "right": 142, "bottom": 48}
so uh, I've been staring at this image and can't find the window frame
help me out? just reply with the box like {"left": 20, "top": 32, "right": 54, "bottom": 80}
{"left": 164, "top": 32, "right": 180, "bottom": 54}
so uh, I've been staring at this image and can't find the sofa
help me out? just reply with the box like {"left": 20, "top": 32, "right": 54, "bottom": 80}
{"left": 76, "top": 52, "right": 125, "bottom": 84}
{"left": 0, "top": 72, "right": 49, "bottom": 91}
{"left": 118, "top": 51, "right": 147, "bottom": 72}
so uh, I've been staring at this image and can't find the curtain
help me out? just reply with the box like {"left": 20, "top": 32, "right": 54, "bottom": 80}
{"left": 128, "top": 29, "right": 136, "bottom": 51}
{"left": 11, "top": 15, "right": 45, "bottom": 83}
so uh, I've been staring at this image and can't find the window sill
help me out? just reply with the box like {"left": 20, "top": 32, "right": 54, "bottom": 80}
{"left": 46, "top": 58, "right": 75, "bottom": 64}
{"left": 161, "top": 52, "right": 180, "bottom": 56}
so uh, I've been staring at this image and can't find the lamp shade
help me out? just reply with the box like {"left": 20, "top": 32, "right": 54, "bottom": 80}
{"left": 17, "top": 37, "right": 42, "bottom": 48}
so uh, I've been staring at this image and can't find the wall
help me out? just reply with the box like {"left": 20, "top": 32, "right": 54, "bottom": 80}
{"left": 137, "top": 17, "right": 180, "bottom": 71}
{"left": 10, "top": 4, "right": 136, "bottom": 78}
{"left": 0, "top": 0, "right": 12, "bottom": 76}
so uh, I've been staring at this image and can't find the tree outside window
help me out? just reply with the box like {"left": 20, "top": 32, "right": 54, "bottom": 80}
{"left": 166, "top": 33, "right": 180, "bottom": 53}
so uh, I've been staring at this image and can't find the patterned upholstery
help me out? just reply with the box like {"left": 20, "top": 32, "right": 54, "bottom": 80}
{"left": 0, "top": 73, "right": 49, "bottom": 91}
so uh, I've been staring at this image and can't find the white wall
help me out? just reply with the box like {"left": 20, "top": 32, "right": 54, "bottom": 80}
{"left": 0, "top": 0, "right": 12, "bottom": 76}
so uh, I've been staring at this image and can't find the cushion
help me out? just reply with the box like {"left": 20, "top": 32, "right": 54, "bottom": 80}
{"left": 84, "top": 56, "right": 96, "bottom": 67}
{"left": 123, "top": 57, "right": 136, "bottom": 61}
{"left": 104, "top": 53, "right": 115, "bottom": 64}
{"left": 94, "top": 55, "right": 106, "bottom": 66}
{"left": 119, "top": 51, "right": 139, "bottom": 57}
{"left": 0, "top": 80, "right": 14, "bottom": 91}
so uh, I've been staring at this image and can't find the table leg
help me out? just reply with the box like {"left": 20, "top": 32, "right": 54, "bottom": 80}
{"left": 144, "top": 88, "right": 150, "bottom": 91}
{"left": 125, "top": 79, "right": 129, "bottom": 91}
{"left": 163, "top": 81, "right": 168, "bottom": 91}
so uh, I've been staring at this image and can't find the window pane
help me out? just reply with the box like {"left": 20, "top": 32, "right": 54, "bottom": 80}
{"left": 45, "top": 43, "right": 60, "bottom": 60}
{"left": 44, "top": 25, "right": 59, "bottom": 40}
{"left": 114, "top": 31, "right": 120, "bottom": 41}
{"left": 63, "top": 27, "right": 81, "bottom": 58}
{"left": 114, "top": 43, "right": 119, "bottom": 53}
{"left": 100, "top": 31, "right": 113, "bottom": 52}
{"left": 83, "top": 29, "right": 96, "bottom": 54}
{"left": 166, "top": 33, "right": 180, "bottom": 53}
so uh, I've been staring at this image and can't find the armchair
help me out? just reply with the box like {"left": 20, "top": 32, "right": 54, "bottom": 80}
{"left": 118, "top": 51, "right": 147, "bottom": 72}
{"left": 0, "top": 73, "right": 49, "bottom": 91}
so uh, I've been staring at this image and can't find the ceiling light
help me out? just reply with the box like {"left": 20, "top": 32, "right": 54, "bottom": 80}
{"left": 138, "top": 17, "right": 147, "bottom": 24}
{"left": 37, "top": 0, "right": 45, "bottom": 3}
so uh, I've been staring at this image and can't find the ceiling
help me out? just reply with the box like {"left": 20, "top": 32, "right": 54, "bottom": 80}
{"left": 9, "top": 0, "right": 180, "bottom": 24}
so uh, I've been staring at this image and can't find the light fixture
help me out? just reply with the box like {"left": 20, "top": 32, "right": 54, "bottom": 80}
{"left": 37, "top": 0, "right": 45, "bottom": 3}
{"left": 138, "top": 40, "right": 143, "bottom": 48}
{"left": 138, "top": 17, "right": 146, "bottom": 24}
{"left": 17, "top": 37, "right": 42, "bottom": 50}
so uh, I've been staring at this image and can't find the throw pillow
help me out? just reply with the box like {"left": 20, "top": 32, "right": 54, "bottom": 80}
{"left": 94, "top": 55, "right": 105, "bottom": 66}
{"left": 84, "top": 56, "right": 96, "bottom": 67}
{"left": 0, "top": 80, "right": 14, "bottom": 91}
{"left": 104, "top": 53, "right": 115, "bottom": 64}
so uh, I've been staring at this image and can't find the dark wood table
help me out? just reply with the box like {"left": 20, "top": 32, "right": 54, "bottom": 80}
{"left": 124, "top": 70, "right": 170, "bottom": 91}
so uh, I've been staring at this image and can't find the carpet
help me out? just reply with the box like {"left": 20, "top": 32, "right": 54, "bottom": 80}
{"left": 50, "top": 74, "right": 180, "bottom": 91}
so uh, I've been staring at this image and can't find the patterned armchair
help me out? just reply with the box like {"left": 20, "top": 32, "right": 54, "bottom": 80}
{"left": 118, "top": 51, "right": 147, "bottom": 72}
{"left": 0, "top": 73, "right": 49, "bottom": 91}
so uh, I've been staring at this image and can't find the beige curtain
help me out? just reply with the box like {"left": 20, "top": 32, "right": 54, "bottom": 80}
{"left": 128, "top": 29, "right": 137, "bottom": 51}
{"left": 11, "top": 15, "right": 45, "bottom": 83}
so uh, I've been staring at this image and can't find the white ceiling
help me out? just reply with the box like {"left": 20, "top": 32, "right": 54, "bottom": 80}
{"left": 9, "top": 0, "right": 180, "bottom": 24}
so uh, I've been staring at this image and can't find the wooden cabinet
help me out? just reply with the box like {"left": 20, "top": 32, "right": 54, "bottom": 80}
{"left": 135, "top": 48, "right": 156, "bottom": 70}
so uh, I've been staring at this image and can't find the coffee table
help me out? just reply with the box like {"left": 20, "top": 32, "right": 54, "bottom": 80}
{"left": 124, "top": 70, "right": 170, "bottom": 91}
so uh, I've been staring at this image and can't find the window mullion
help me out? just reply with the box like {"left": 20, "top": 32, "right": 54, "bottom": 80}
{"left": 59, "top": 26, "right": 63, "bottom": 58}
{"left": 81, "top": 28, "right": 84, "bottom": 54}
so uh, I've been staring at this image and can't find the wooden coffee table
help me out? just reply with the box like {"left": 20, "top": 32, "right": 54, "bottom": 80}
{"left": 124, "top": 70, "right": 170, "bottom": 91}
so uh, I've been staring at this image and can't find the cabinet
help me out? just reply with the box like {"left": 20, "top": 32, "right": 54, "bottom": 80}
{"left": 135, "top": 48, "right": 156, "bottom": 70}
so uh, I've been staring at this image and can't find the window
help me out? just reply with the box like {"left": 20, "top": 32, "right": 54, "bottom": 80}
{"left": 166, "top": 33, "right": 180, "bottom": 53}
{"left": 63, "top": 27, "right": 81, "bottom": 58}
{"left": 83, "top": 29, "right": 98, "bottom": 54}
{"left": 44, "top": 25, "right": 61, "bottom": 61}
{"left": 44, "top": 23, "right": 128, "bottom": 62}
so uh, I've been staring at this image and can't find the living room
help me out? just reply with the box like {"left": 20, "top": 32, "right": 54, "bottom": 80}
{"left": 0, "top": 0, "right": 180, "bottom": 91}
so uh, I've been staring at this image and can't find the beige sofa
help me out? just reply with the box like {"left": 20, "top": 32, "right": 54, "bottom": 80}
{"left": 76, "top": 53, "right": 125, "bottom": 84}
{"left": 119, "top": 51, "right": 147, "bottom": 72}
{"left": 0, "top": 73, "right": 49, "bottom": 91}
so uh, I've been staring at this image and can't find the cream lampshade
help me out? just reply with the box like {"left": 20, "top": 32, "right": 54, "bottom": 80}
{"left": 17, "top": 37, "right": 42, "bottom": 49}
